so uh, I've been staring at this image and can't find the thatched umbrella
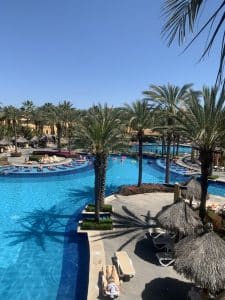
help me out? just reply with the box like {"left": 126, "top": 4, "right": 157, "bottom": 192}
{"left": 0, "top": 138, "right": 11, "bottom": 146}
{"left": 215, "top": 291, "right": 225, "bottom": 300}
{"left": 156, "top": 200, "right": 203, "bottom": 236}
{"left": 174, "top": 227, "right": 225, "bottom": 295}
{"left": 17, "top": 137, "right": 28, "bottom": 144}
{"left": 181, "top": 177, "right": 202, "bottom": 201}
{"left": 30, "top": 136, "right": 39, "bottom": 142}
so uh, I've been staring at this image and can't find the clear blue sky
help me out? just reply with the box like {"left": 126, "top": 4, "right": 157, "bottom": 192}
{"left": 0, "top": 0, "right": 221, "bottom": 109}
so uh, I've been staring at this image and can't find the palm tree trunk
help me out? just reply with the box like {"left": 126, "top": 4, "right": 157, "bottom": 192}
{"left": 162, "top": 134, "right": 166, "bottom": 157}
{"left": 94, "top": 155, "right": 100, "bottom": 222}
{"left": 13, "top": 120, "right": 18, "bottom": 153}
{"left": 138, "top": 131, "right": 143, "bottom": 187}
{"left": 165, "top": 132, "right": 172, "bottom": 184}
{"left": 56, "top": 123, "right": 62, "bottom": 151}
{"left": 199, "top": 149, "right": 213, "bottom": 222}
{"left": 191, "top": 147, "right": 195, "bottom": 163}
{"left": 98, "top": 153, "right": 107, "bottom": 208}
{"left": 94, "top": 153, "right": 108, "bottom": 222}
{"left": 172, "top": 134, "right": 176, "bottom": 157}
{"left": 176, "top": 134, "right": 180, "bottom": 156}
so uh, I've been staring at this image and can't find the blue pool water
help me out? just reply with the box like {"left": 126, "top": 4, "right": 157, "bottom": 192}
{"left": 0, "top": 156, "right": 224, "bottom": 300}
{"left": 131, "top": 143, "right": 191, "bottom": 154}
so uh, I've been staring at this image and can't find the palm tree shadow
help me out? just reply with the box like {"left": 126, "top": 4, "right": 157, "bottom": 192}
{"left": 141, "top": 277, "right": 194, "bottom": 300}
{"left": 4, "top": 205, "right": 77, "bottom": 250}
{"left": 93, "top": 205, "right": 157, "bottom": 251}
{"left": 68, "top": 184, "right": 119, "bottom": 204}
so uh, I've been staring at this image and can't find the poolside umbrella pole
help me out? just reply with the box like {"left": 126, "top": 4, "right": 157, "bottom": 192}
{"left": 156, "top": 199, "right": 203, "bottom": 237}
{"left": 174, "top": 224, "right": 225, "bottom": 298}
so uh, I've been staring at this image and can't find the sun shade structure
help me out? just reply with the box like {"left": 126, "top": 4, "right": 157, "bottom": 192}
{"left": 0, "top": 138, "right": 11, "bottom": 146}
{"left": 156, "top": 200, "right": 202, "bottom": 236}
{"left": 181, "top": 177, "right": 202, "bottom": 201}
{"left": 174, "top": 230, "right": 225, "bottom": 294}
{"left": 215, "top": 290, "right": 225, "bottom": 300}
{"left": 17, "top": 137, "right": 28, "bottom": 144}
{"left": 30, "top": 136, "right": 39, "bottom": 142}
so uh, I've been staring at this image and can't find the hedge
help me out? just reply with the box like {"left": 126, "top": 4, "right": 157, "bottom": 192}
{"left": 81, "top": 218, "right": 113, "bottom": 230}
{"left": 29, "top": 154, "right": 41, "bottom": 162}
{"left": 86, "top": 204, "right": 112, "bottom": 212}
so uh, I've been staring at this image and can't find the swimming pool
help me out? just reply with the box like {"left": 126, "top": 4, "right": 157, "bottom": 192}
{"left": 0, "top": 156, "right": 224, "bottom": 300}
{"left": 0, "top": 160, "right": 90, "bottom": 177}
{"left": 131, "top": 143, "right": 191, "bottom": 154}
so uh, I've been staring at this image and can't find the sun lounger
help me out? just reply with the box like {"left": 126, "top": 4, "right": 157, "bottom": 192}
{"left": 148, "top": 227, "right": 167, "bottom": 239}
{"left": 115, "top": 251, "right": 135, "bottom": 281}
{"left": 148, "top": 227, "right": 176, "bottom": 239}
{"left": 101, "top": 265, "right": 120, "bottom": 298}
{"left": 156, "top": 252, "right": 175, "bottom": 267}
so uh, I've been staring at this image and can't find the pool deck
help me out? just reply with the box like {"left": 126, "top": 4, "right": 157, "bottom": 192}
{"left": 84, "top": 192, "right": 225, "bottom": 300}
{"left": 85, "top": 193, "right": 192, "bottom": 300}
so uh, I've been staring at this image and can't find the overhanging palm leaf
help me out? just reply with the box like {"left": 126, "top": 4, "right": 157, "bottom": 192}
{"left": 162, "top": 0, "right": 225, "bottom": 85}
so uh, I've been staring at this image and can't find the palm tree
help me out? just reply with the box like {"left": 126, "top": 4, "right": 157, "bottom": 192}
{"left": 162, "top": 0, "right": 225, "bottom": 85}
{"left": 76, "top": 104, "right": 125, "bottom": 222}
{"left": 40, "top": 103, "right": 56, "bottom": 135}
{"left": 32, "top": 107, "right": 46, "bottom": 136}
{"left": 3, "top": 106, "right": 21, "bottom": 153}
{"left": 55, "top": 101, "right": 74, "bottom": 150}
{"left": 20, "top": 100, "right": 35, "bottom": 127}
{"left": 124, "top": 100, "right": 153, "bottom": 187}
{"left": 143, "top": 83, "right": 192, "bottom": 183}
{"left": 177, "top": 86, "right": 225, "bottom": 221}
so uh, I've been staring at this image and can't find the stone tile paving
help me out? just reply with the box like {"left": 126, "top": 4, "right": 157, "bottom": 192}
{"left": 101, "top": 193, "right": 193, "bottom": 300}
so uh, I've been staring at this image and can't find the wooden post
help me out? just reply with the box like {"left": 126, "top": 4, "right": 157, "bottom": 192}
{"left": 174, "top": 183, "right": 181, "bottom": 203}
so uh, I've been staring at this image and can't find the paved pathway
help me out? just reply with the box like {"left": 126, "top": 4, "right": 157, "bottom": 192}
{"left": 100, "top": 193, "right": 193, "bottom": 300}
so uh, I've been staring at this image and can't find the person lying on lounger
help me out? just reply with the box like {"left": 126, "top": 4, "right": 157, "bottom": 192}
{"left": 105, "top": 277, "right": 120, "bottom": 299}
{"left": 102, "top": 265, "right": 120, "bottom": 299}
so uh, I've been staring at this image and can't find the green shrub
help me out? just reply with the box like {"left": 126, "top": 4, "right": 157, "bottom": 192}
{"left": 208, "top": 175, "right": 219, "bottom": 180}
{"left": 86, "top": 204, "right": 112, "bottom": 212}
{"left": 81, "top": 218, "right": 113, "bottom": 230}
{"left": 29, "top": 154, "right": 41, "bottom": 162}
{"left": 0, "top": 156, "right": 8, "bottom": 162}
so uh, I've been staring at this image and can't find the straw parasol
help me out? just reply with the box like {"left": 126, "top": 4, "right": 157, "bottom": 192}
{"left": 0, "top": 138, "right": 11, "bottom": 146}
{"left": 30, "top": 136, "right": 39, "bottom": 142}
{"left": 174, "top": 227, "right": 225, "bottom": 294}
{"left": 156, "top": 200, "right": 203, "bottom": 236}
{"left": 17, "top": 137, "right": 28, "bottom": 144}
{"left": 181, "top": 177, "right": 202, "bottom": 201}
{"left": 215, "top": 291, "right": 225, "bottom": 300}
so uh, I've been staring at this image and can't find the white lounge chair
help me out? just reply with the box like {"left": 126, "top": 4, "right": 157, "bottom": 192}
{"left": 156, "top": 252, "right": 175, "bottom": 267}
{"left": 148, "top": 227, "right": 167, "bottom": 239}
{"left": 115, "top": 251, "right": 135, "bottom": 281}
{"left": 148, "top": 227, "right": 176, "bottom": 240}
